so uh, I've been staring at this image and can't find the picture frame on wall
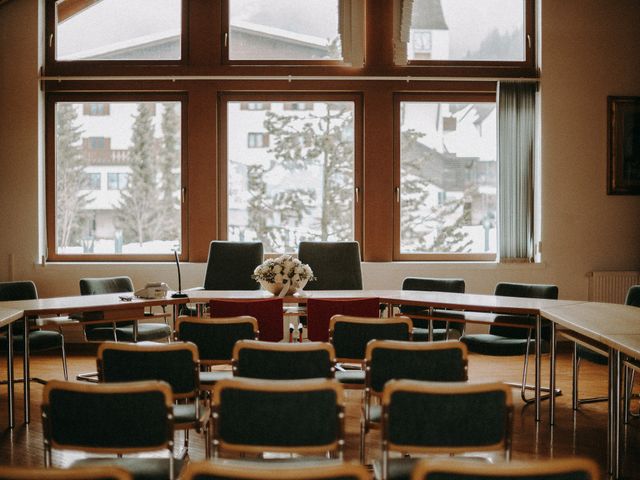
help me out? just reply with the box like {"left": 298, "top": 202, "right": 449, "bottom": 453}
{"left": 608, "top": 96, "right": 640, "bottom": 195}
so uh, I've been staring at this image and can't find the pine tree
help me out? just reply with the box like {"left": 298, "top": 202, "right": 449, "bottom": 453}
{"left": 261, "top": 102, "right": 354, "bottom": 250}
{"left": 55, "top": 103, "right": 90, "bottom": 249}
{"left": 157, "top": 102, "right": 181, "bottom": 242}
{"left": 400, "top": 129, "right": 472, "bottom": 253}
{"left": 116, "top": 103, "right": 159, "bottom": 246}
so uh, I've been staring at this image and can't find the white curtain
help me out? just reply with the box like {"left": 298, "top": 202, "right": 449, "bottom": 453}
{"left": 498, "top": 81, "right": 536, "bottom": 262}
{"left": 339, "top": 0, "right": 365, "bottom": 67}
{"left": 393, "top": 0, "right": 413, "bottom": 65}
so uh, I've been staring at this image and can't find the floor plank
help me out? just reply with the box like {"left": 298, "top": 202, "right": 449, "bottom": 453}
{"left": 1, "top": 349, "right": 639, "bottom": 478}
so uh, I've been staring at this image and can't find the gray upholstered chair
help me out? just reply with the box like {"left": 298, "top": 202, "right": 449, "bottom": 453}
{"left": 360, "top": 340, "right": 468, "bottom": 463}
{"left": 42, "top": 379, "right": 183, "bottom": 480}
{"left": 0, "top": 281, "right": 68, "bottom": 383}
{"left": 378, "top": 380, "right": 513, "bottom": 480}
{"left": 212, "top": 377, "right": 345, "bottom": 461}
{"left": 97, "top": 341, "right": 211, "bottom": 458}
{"left": 78, "top": 276, "right": 171, "bottom": 342}
{"left": 232, "top": 340, "right": 335, "bottom": 380}
{"left": 202, "top": 241, "right": 264, "bottom": 291}
{"left": 410, "top": 457, "right": 599, "bottom": 480}
{"left": 329, "top": 315, "right": 412, "bottom": 388}
{"left": 181, "top": 460, "right": 370, "bottom": 480}
{"left": 400, "top": 277, "right": 466, "bottom": 341}
{"left": 461, "top": 282, "right": 558, "bottom": 402}
{"left": 297, "top": 241, "right": 363, "bottom": 290}
{"left": 175, "top": 315, "right": 259, "bottom": 388}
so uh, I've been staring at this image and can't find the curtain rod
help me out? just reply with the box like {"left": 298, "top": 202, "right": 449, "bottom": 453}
{"left": 40, "top": 74, "right": 539, "bottom": 83}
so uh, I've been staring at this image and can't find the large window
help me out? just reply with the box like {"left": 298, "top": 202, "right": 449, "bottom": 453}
{"left": 395, "top": 95, "right": 497, "bottom": 260}
{"left": 47, "top": 96, "right": 184, "bottom": 260}
{"left": 221, "top": 96, "right": 360, "bottom": 253}
{"left": 53, "top": 0, "right": 183, "bottom": 61}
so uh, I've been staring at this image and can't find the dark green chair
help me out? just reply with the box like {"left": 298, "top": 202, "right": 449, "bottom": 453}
{"left": 181, "top": 460, "right": 370, "bottom": 480}
{"left": 78, "top": 276, "right": 171, "bottom": 342}
{"left": 360, "top": 340, "right": 468, "bottom": 463}
{"left": 232, "top": 340, "right": 335, "bottom": 380}
{"left": 378, "top": 380, "right": 513, "bottom": 480}
{"left": 97, "top": 341, "right": 211, "bottom": 458}
{"left": 410, "top": 457, "right": 599, "bottom": 480}
{"left": 400, "top": 277, "right": 466, "bottom": 341}
{"left": 212, "top": 377, "right": 345, "bottom": 460}
{"left": 1, "top": 466, "right": 132, "bottom": 480}
{"left": 42, "top": 379, "right": 183, "bottom": 480}
{"left": 329, "top": 315, "right": 413, "bottom": 388}
{"left": 461, "top": 282, "right": 558, "bottom": 402}
{"left": 297, "top": 241, "right": 363, "bottom": 291}
{"left": 175, "top": 316, "right": 259, "bottom": 388}
{"left": 0, "top": 281, "right": 68, "bottom": 383}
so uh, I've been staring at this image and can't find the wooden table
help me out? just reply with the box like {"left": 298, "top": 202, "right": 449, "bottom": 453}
{"left": 543, "top": 302, "right": 640, "bottom": 478}
{"left": 188, "top": 289, "right": 583, "bottom": 422}
{"left": 0, "top": 294, "right": 188, "bottom": 426}
{"left": 1, "top": 307, "right": 25, "bottom": 428}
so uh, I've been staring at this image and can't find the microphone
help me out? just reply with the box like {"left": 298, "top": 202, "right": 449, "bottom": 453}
{"left": 171, "top": 249, "right": 188, "bottom": 298}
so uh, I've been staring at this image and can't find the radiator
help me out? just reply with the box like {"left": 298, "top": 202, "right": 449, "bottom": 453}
{"left": 588, "top": 271, "right": 640, "bottom": 304}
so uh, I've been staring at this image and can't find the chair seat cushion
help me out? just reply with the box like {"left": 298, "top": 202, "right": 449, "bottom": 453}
{"left": 462, "top": 334, "right": 549, "bottom": 356}
{"left": 374, "top": 457, "right": 417, "bottom": 480}
{"left": 335, "top": 369, "right": 365, "bottom": 385}
{"left": 199, "top": 369, "right": 233, "bottom": 386}
{"left": 577, "top": 344, "right": 608, "bottom": 365}
{"left": 85, "top": 323, "right": 171, "bottom": 342}
{"left": 0, "top": 330, "right": 63, "bottom": 353}
{"left": 73, "top": 457, "right": 184, "bottom": 480}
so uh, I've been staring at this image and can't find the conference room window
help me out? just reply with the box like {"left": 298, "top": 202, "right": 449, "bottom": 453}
{"left": 221, "top": 96, "right": 361, "bottom": 254}
{"left": 224, "top": 0, "right": 364, "bottom": 66}
{"left": 394, "top": 94, "right": 497, "bottom": 261}
{"left": 47, "top": 97, "right": 185, "bottom": 261}
{"left": 51, "top": 0, "right": 184, "bottom": 62}
{"left": 395, "top": 0, "right": 534, "bottom": 69}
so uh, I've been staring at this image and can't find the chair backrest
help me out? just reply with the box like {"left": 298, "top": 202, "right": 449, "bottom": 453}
{"left": 329, "top": 315, "right": 412, "bottom": 362}
{"left": 400, "top": 277, "right": 465, "bottom": 315}
{"left": 381, "top": 380, "right": 512, "bottom": 457}
{"left": 626, "top": 285, "right": 640, "bottom": 307}
{"left": 297, "top": 241, "right": 363, "bottom": 291}
{"left": 80, "top": 276, "right": 134, "bottom": 295}
{"left": 175, "top": 316, "right": 258, "bottom": 364}
{"left": 209, "top": 298, "right": 283, "bottom": 342}
{"left": 365, "top": 340, "right": 468, "bottom": 395}
{"left": 203, "top": 241, "right": 264, "bottom": 291}
{"left": 306, "top": 297, "right": 381, "bottom": 342}
{"left": 233, "top": 340, "right": 335, "bottom": 380}
{"left": 212, "top": 377, "right": 344, "bottom": 457}
{"left": 98, "top": 341, "right": 200, "bottom": 399}
{"left": 42, "top": 379, "right": 174, "bottom": 456}
{"left": 410, "top": 457, "right": 599, "bottom": 480}
{"left": 181, "top": 460, "right": 370, "bottom": 480}
{"left": 489, "top": 282, "right": 559, "bottom": 339}
{"left": 0, "top": 281, "right": 38, "bottom": 332}
{"left": 0, "top": 466, "right": 133, "bottom": 480}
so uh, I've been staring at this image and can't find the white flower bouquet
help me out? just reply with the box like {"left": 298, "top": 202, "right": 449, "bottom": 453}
{"left": 252, "top": 254, "right": 314, "bottom": 296}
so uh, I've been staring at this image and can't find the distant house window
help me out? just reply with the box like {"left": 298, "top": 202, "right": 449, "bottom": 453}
{"left": 107, "top": 172, "right": 129, "bottom": 190}
{"left": 283, "top": 102, "right": 314, "bottom": 111}
{"left": 240, "top": 102, "right": 270, "bottom": 111}
{"left": 83, "top": 103, "right": 110, "bottom": 116}
{"left": 86, "top": 172, "right": 101, "bottom": 190}
{"left": 88, "top": 137, "right": 107, "bottom": 150}
{"left": 247, "top": 132, "right": 270, "bottom": 148}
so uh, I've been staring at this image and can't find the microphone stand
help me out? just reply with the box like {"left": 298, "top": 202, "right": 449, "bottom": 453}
{"left": 171, "top": 250, "right": 188, "bottom": 298}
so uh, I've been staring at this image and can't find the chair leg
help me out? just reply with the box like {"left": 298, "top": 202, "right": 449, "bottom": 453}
{"left": 359, "top": 417, "right": 366, "bottom": 464}
{"left": 572, "top": 343, "right": 579, "bottom": 410}
{"left": 59, "top": 332, "right": 68, "bottom": 381}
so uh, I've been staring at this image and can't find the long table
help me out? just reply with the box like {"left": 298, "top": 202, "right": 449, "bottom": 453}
{"left": 1, "top": 307, "right": 26, "bottom": 428}
{"left": 543, "top": 302, "right": 640, "bottom": 478}
{"left": 0, "top": 294, "right": 188, "bottom": 427}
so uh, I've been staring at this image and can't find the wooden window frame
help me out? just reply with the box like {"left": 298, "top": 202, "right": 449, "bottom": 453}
{"left": 45, "top": 0, "right": 189, "bottom": 71}
{"left": 402, "top": 0, "right": 536, "bottom": 73}
{"left": 45, "top": 92, "right": 189, "bottom": 262}
{"left": 218, "top": 92, "right": 364, "bottom": 254}
{"left": 393, "top": 91, "right": 498, "bottom": 262}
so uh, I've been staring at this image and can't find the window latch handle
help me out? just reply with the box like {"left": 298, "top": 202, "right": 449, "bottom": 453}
{"left": 395, "top": 187, "right": 400, "bottom": 203}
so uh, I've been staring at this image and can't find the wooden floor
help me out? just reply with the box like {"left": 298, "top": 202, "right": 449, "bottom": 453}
{"left": 2, "top": 348, "right": 640, "bottom": 479}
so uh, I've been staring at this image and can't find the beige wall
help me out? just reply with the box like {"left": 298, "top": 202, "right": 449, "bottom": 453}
{"left": 0, "top": 0, "right": 639, "bottom": 301}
